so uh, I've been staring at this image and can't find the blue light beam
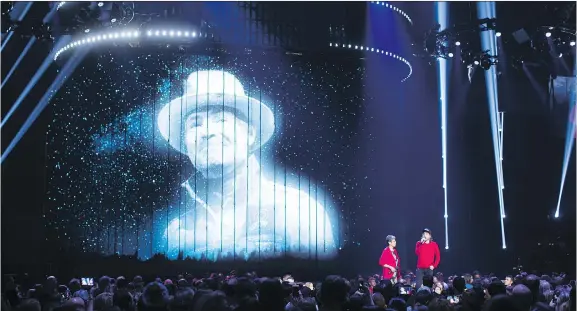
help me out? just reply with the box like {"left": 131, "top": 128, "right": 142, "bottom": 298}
{"left": 1, "top": 49, "right": 87, "bottom": 164}
{"left": 554, "top": 79, "right": 576, "bottom": 218}
{"left": 477, "top": 2, "right": 507, "bottom": 249}
{"left": 1, "top": 2, "right": 33, "bottom": 52}
{"left": 1, "top": 37, "right": 70, "bottom": 129}
{"left": 1, "top": 37, "right": 36, "bottom": 89}
{"left": 435, "top": 1, "right": 450, "bottom": 250}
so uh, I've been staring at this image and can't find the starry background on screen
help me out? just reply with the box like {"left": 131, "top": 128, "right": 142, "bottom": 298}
{"left": 46, "top": 48, "right": 370, "bottom": 260}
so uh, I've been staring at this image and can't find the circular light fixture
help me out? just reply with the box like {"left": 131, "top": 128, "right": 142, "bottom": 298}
{"left": 448, "top": 52, "right": 454, "bottom": 58}
{"left": 370, "top": 1, "right": 413, "bottom": 25}
{"left": 495, "top": 32, "right": 501, "bottom": 37}
{"left": 545, "top": 32, "right": 551, "bottom": 37}
{"left": 570, "top": 41, "right": 575, "bottom": 46}
{"left": 53, "top": 28, "right": 204, "bottom": 61}
{"left": 455, "top": 41, "right": 461, "bottom": 46}
{"left": 329, "top": 43, "right": 413, "bottom": 82}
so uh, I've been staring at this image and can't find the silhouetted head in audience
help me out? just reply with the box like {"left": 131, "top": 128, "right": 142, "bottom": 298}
{"left": 320, "top": 275, "right": 350, "bottom": 311}
{"left": 68, "top": 279, "right": 81, "bottom": 295}
{"left": 113, "top": 289, "right": 134, "bottom": 311}
{"left": 94, "top": 293, "right": 114, "bottom": 311}
{"left": 511, "top": 284, "right": 532, "bottom": 311}
{"left": 522, "top": 274, "right": 539, "bottom": 305}
{"left": 482, "top": 294, "right": 517, "bottom": 311}
{"left": 138, "top": 282, "right": 169, "bottom": 311}
{"left": 452, "top": 277, "right": 466, "bottom": 294}
{"left": 423, "top": 275, "right": 434, "bottom": 288}
{"left": 258, "top": 277, "right": 286, "bottom": 311}
{"left": 170, "top": 287, "right": 194, "bottom": 311}
{"left": 192, "top": 290, "right": 228, "bottom": 311}
{"left": 428, "top": 298, "right": 452, "bottom": 311}
{"left": 387, "top": 297, "right": 406, "bottom": 311}
{"left": 372, "top": 292, "right": 386, "bottom": 309}
{"left": 487, "top": 281, "right": 507, "bottom": 298}
{"left": 415, "top": 288, "right": 433, "bottom": 306}
{"left": 297, "top": 298, "right": 318, "bottom": 311}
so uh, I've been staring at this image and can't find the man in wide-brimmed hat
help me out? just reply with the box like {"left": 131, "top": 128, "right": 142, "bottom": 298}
{"left": 155, "top": 70, "right": 337, "bottom": 260}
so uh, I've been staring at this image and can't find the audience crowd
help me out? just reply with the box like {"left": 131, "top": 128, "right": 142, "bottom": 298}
{"left": 2, "top": 269, "right": 575, "bottom": 311}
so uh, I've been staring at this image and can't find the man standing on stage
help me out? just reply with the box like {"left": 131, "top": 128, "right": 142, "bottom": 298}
{"left": 379, "top": 235, "right": 401, "bottom": 283}
{"left": 415, "top": 228, "right": 440, "bottom": 288}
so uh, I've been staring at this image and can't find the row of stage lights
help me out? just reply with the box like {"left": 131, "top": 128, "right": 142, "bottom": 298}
{"left": 370, "top": 1, "right": 413, "bottom": 25}
{"left": 451, "top": 31, "right": 576, "bottom": 47}
{"left": 54, "top": 29, "right": 207, "bottom": 60}
{"left": 329, "top": 42, "right": 413, "bottom": 82}
{"left": 54, "top": 29, "right": 415, "bottom": 82}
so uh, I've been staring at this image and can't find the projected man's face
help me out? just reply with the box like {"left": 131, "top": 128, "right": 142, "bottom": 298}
{"left": 184, "top": 106, "right": 256, "bottom": 171}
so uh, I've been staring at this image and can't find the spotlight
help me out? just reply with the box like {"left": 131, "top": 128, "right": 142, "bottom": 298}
{"left": 558, "top": 53, "right": 563, "bottom": 58}
{"left": 480, "top": 55, "right": 492, "bottom": 70}
{"left": 97, "top": 2, "right": 104, "bottom": 7}
{"left": 545, "top": 32, "right": 551, "bottom": 37}
{"left": 455, "top": 41, "right": 461, "bottom": 46}
{"left": 448, "top": 52, "right": 454, "bottom": 57}
{"left": 495, "top": 32, "right": 501, "bottom": 37}
{"left": 474, "top": 60, "right": 480, "bottom": 65}
{"left": 570, "top": 41, "right": 575, "bottom": 46}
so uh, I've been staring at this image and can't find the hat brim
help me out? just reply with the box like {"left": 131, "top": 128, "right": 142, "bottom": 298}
{"left": 157, "top": 94, "right": 275, "bottom": 153}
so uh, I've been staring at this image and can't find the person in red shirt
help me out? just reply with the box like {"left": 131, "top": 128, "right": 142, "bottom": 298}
{"left": 415, "top": 228, "right": 440, "bottom": 288}
{"left": 379, "top": 235, "right": 401, "bottom": 283}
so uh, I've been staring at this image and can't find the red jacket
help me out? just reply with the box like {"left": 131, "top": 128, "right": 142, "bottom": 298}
{"left": 379, "top": 247, "right": 401, "bottom": 281}
{"left": 415, "top": 240, "right": 441, "bottom": 269}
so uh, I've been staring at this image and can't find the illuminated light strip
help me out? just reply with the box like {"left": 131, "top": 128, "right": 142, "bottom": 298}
{"left": 498, "top": 111, "right": 505, "bottom": 195}
{"left": 478, "top": 1, "right": 506, "bottom": 249}
{"left": 329, "top": 43, "right": 413, "bottom": 82}
{"left": 54, "top": 29, "right": 204, "bottom": 61}
{"left": 370, "top": 1, "right": 413, "bottom": 25}
{"left": 56, "top": 2, "right": 66, "bottom": 10}
{"left": 435, "top": 1, "right": 449, "bottom": 250}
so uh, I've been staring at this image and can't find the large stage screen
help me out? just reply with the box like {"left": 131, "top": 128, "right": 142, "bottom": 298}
{"left": 46, "top": 48, "right": 366, "bottom": 262}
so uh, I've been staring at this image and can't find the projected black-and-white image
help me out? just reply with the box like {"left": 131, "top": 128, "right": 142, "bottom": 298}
{"left": 47, "top": 51, "right": 366, "bottom": 261}
{"left": 156, "top": 70, "right": 335, "bottom": 259}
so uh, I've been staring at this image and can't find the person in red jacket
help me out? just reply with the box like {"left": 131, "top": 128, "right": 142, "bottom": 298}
{"left": 379, "top": 235, "right": 401, "bottom": 283}
{"left": 415, "top": 228, "right": 440, "bottom": 288}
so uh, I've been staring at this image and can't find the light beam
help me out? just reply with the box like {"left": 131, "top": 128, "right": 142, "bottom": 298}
{"left": 1, "top": 2, "right": 33, "bottom": 52}
{"left": 554, "top": 75, "right": 576, "bottom": 218}
{"left": 477, "top": 2, "right": 507, "bottom": 249}
{"left": 435, "top": 1, "right": 450, "bottom": 250}
{"left": 1, "top": 49, "right": 86, "bottom": 164}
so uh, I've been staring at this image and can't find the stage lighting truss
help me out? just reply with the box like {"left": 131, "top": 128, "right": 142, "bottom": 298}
{"left": 462, "top": 50, "right": 498, "bottom": 70}
{"left": 418, "top": 18, "right": 499, "bottom": 64}
{"left": 329, "top": 43, "right": 413, "bottom": 82}
{"left": 55, "top": 1, "right": 135, "bottom": 35}
{"left": 53, "top": 27, "right": 212, "bottom": 61}
{"left": 369, "top": 1, "right": 413, "bottom": 25}
{"left": 525, "top": 26, "right": 576, "bottom": 60}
